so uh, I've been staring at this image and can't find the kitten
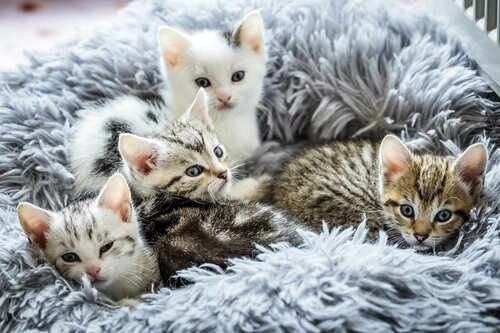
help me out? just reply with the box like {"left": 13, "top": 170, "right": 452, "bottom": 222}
{"left": 139, "top": 192, "right": 307, "bottom": 286}
{"left": 70, "top": 89, "right": 233, "bottom": 205}
{"left": 258, "top": 135, "right": 488, "bottom": 251}
{"left": 17, "top": 174, "right": 160, "bottom": 302}
{"left": 159, "top": 11, "right": 267, "bottom": 163}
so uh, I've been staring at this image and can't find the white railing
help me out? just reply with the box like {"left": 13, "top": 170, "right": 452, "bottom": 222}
{"left": 425, "top": 0, "right": 500, "bottom": 95}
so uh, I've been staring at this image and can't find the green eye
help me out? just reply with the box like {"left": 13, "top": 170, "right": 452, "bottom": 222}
{"left": 231, "top": 71, "right": 245, "bottom": 82}
{"left": 195, "top": 77, "right": 211, "bottom": 88}
{"left": 186, "top": 165, "right": 202, "bottom": 177}
{"left": 214, "top": 146, "right": 223, "bottom": 158}
{"left": 400, "top": 204, "right": 414, "bottom": 218}
{"left": 62, "top": 252, "right": 80, "bottom": 263}
{"left": 100, "top": 242, "right": 114, "bottom": 254}
{"left": 435, "top": 210, "right": 452, "bottom": 222}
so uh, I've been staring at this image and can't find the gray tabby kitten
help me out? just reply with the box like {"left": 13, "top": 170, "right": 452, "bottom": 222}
{"left": 18, "top": 174, "right": 160, "bottom": 302}
{"left": 70, "top": 89, "right": 233, "bottom": 207}
{"left": 140, "top": 191, "right": 308, "bottom": 286}
{"left": 258, "top": 135, "right": 488, "bottom": 251}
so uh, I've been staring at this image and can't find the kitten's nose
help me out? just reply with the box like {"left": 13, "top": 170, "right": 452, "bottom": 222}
{"left": 217, "top": 94, "right": 231, "bottom": 103}
{"left": 413, "top": 233, "right": 429, "bottom": 242}
{"left": 86, "top": 265, "right": 101, "bottom": 279}
{"left": 217, "top": 170, "right": 228, "bottom": 180}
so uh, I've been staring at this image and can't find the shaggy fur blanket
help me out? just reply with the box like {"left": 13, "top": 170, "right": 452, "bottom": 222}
{"left": 0, "top": 0, "right": 499, "bottom": 331}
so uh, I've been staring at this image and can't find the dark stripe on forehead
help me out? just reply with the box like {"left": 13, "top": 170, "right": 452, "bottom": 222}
{"left": 164, "top": 176, "right": 182, "bottom": 189}
{"left": 383, "top": 200, "right": 399, "bottom": 207}
{"left": 414, "top": 171, "right": 424, "bottom": 201}
{"left": 161, "top": 136, "right": 205, "bottom": 154}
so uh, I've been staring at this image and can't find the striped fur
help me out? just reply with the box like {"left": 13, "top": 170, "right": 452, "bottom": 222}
{"left": 260, "top": 136, "right": 487, "bottom": 251}
{"left": 140, "top": 193, "right": 307, "bottom": 286}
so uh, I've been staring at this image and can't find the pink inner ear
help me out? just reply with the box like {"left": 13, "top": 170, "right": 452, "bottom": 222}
{"left": 459, "top": 163, "right": 485, "bottom": 193}
{"left": 382, "top": 153, "right": 407, "bottom": 184}
{"left": 136, "top": 153, "right": 157, "bottom": 175}
{"left": 115, "top": 202, "right": 130, "bottom": 223}
{"left": 165, "top": 49, "right": 181, "bottom": 67}
{"left": 28, "top": 219, "right": 50, "bottom": 249}
{"left": 247, "top": 36, "right": 261, "bottom": 53}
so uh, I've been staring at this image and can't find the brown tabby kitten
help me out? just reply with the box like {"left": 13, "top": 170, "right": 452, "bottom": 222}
{"left": 139, "top": 190, "right": 307, "bottom": 286}
{"left": 259, "top": 135, "right": 488, "bottom": 251}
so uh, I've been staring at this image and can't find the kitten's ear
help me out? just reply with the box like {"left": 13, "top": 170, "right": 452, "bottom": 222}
{"left": 379, "top": 135, "right": 413, "bottom": 185}
{"left": 233, "top": 11, "right": 265, "bottom": 55}
{"left": 119, "top": 134, "right": 158, "bottom": 176}
{"left": 182, "top": 89, "right": 213, "bottom": 131}
{"left": 158, "top": 26, "right": 191, "bottom": 68}
{"left": 452, "top": 143, "right": 488, "bottom": 197}
{"left": 97, "top": 174, "right": 133, "bottom": 223}
{"left": 18, "top": 202, "right": 52, "bottom": 249}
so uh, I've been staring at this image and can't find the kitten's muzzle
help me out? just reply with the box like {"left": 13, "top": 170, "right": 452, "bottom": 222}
{"left": 217, "top": 170, "right": 228, "bottom": 180}
{"left": 413, "top": 233, "right": 429, "bottom": 242}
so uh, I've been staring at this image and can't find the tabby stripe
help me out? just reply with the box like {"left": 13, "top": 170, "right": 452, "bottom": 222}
{"left": 164, "top": 176, "right": 182, "bottom": 189}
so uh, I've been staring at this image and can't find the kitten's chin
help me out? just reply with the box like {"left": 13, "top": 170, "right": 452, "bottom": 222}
{"left": 410, "top": 243, "right": 432, "bottom": 251}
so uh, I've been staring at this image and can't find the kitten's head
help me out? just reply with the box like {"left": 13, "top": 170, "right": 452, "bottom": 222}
{"left": 119, "top": 89, "right": 231, "bottom": 201}
{"left": 18, "top": 174, "right": 149, "bottom": 300}
{"left": 379, "top": 135, "right": 488, "bottom": 251}
{"left": 159, "top": 11, "right": 266, "bottom": 115}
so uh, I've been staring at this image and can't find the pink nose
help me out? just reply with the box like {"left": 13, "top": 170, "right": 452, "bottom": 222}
{"left": 86, "top": 265, "right": 101, "bottom": 279}
{"left": 217, "top": 94, "right": 231, "bottom": 103}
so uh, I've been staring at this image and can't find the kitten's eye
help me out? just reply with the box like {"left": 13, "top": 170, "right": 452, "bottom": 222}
{"left": 195, "top": 77, "right": 211, "bottom": 88}
{"left": 186, "top": 165, "right": 203, "bottom": 177}
{"left": 231, "top": 71, "right": 245, "bottom": 82}
{"left": 400, "top": 204, "right": 414, "bottom": 218}
{"left": 435, "top": 210, "right": 452, "bottom": 222}
{"left": 214, "top": 146, "right": 223, "bottom": 158}
{"left": 100, "top": 242, "right": 114, "bottom": 254}
{"left": 62, "top": 253, "right": 80, "bottom": 263}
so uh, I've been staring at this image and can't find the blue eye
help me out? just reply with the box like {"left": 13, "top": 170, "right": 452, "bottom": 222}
{"left": 62, "top": 252, "right": 80, "bottom": 263}
{"left": 231, "top": 71, "right": 245, "bottom": 82}
{"left": 195, "top": 77, "right": 211, "bottom": 88}
{"left": 186, "top": 165, "right": 202, "bottom": 177}
{"left": 400, "top": 204, "right": 414, "bottom": 218}
{"left": 435, "top": 210, "right": 452, "bottom": 222}
{"left": 100, "top": 242, "right": 114, "bottom": 254}
{"left": 214, "top": 146, "right": 223, "bottom": 158}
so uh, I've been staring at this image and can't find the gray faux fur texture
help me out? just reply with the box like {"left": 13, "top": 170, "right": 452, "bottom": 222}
{"left": 0, "top": 0, "right": 499, "bottom": 331}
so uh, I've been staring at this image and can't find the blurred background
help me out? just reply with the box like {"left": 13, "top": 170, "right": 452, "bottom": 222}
{"left": 0, "top": 0, "right": 133, "bottom": 70}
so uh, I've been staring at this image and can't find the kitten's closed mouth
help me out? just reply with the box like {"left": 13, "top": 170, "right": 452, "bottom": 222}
{"left": 217, "top": 103, "right": 234, "bottom": 111}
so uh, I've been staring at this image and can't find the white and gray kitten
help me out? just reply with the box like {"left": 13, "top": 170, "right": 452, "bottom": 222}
{"left": 159, "top": 11, "right": 267, "bottom": 163}
{"left": 71, "top": 90, "right": 233, "bottom": 205}
{"left": 18, "top": 174, "right": 160, "bottom": 302}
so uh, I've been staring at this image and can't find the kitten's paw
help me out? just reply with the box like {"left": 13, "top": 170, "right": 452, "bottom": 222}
{"left": 117, "top": 298, "right": 141, "bottom": 308}
{"left": 228, "top": 175, "right": 271, "bottom": 201}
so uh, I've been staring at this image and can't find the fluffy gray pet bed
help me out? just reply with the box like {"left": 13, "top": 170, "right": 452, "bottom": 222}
{"left": 1, "top": 0, "right": 499, "bottom": 331}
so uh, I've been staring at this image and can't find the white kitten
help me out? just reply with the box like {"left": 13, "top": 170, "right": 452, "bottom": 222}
{"left": 18, "top": 174, "right": 160, "bottom": 302}
{"left": 159, "top": 11, "right": 267, "bottom": 163}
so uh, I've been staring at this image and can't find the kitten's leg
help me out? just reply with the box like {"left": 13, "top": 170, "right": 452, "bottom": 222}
{"left": 117, "top": 297, "right": 142, "bottom": 308}
{"left": 228, "top": 174, "right": 271, "bottom": 201}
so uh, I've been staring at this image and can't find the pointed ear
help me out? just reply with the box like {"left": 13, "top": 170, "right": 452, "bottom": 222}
{"left": 379, "top": 135, "right": 413, "bottom": 185}
{"left": 97, "top": 174, "right": 133, "bottom": 223}
{"left": 452, "top": 143, "right": 488, "bottom": 197}
{"left": 18, "top": 202, "right": 52, "bottom": 249}
{"left": 181, "top": 88, "right": 213, "bottom": 131}
{"left": 119, "top": 134, "right": 158, "bottom": 176}
{"left": 158, "top": 26, "right": 191, "bottom": 68}
{"left": 233, "top": 11, "right": 265, "bottom": 54}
